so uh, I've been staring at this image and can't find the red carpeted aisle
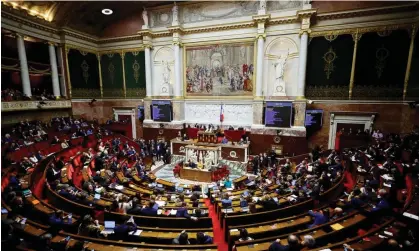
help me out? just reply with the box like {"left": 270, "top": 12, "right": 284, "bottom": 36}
{"left": 204, "top": 199, "right": 228, "bottom": 251}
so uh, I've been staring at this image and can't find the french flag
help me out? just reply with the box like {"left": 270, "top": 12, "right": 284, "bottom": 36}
{"left": 220, "top": 104, "right": 224, "bottom": 122}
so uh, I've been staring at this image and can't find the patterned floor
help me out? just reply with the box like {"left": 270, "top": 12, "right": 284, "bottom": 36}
{"left": 152, "top": 155, "right": 250, "bottom": 185}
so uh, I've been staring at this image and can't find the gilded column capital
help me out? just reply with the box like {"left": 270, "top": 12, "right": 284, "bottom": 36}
{"left": 143, "top": 44, "right": 153, "bottom": 49}
{"left": 299, "top": 29, "right": 311, "bottom": 36}
{"left": 120, "top": 51, "right": 125, "bottom": 58}
{"left": 352, "top": 31, "right": 362, "bottom": 42}
{"left": 172, "top": 41, "right": 183, "bottom": 47}
{"left": 96, "top": 53, "right": 101, "bottom": 61}
{"left": 409, "top": 24, "right": 417, "bottom": 39}
{"left": 255, "top": 33, "right": 266, "bottom": 40}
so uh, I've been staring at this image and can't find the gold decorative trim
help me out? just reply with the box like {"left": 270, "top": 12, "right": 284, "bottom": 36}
{"left": 80, "top": 60, "right": 90, "bottom": 84}
{"left": 403, "top": 24, "right": 417, "bottom": 100}
{"left": 323, "top": 47, "right": 337, "bottom": 80}
{"left": 121, "top": 52, "right": 127, "bottom": 98}
{"left": 64, "top": 45, "right": 72, "bottom": 98}
{"left": 97, "top": 54, "right": 103, "bottom": 98}
{"left": 132, "top": 60, "right": 140, "bottom": 84}
{"left": 349, "top": 31, "right": 361, "bottom": 100}
{"left": 268, "top": 16, "right": 298, "bottom": 25}
{"left": 375, "top": 45, "right": 389, "bottom": 79}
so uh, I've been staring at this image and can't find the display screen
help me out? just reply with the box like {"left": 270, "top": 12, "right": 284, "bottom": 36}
{"left": 138, "top": 106, "right": 144, "bottom": 120}
{"left": 264, "top": 101, "right": 292, "bottom": 128}
{"left": 152, "top": 101, "right": 172, "bottom": 122}
{"left": 305, "top": 109, "right": 323, "bottom": 127}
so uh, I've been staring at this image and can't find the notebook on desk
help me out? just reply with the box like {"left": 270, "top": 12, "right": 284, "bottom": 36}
{"left": 101, "top": 221, "right": 115, "bottom": 234}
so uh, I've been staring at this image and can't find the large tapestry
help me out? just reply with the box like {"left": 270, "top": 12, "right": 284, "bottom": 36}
{"left": 185, "top": 43, "right": 254, "bottom": 97}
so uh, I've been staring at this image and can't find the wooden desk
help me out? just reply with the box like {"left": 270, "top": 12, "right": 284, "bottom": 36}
{"left": 180, "top": 167, "right": 212, "bottom": 182}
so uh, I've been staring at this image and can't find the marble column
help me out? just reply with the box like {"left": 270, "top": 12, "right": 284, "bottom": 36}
{"left": 145, "top": 46, "right": 152, "bottom": 97}
{"left": 296, "top": 31, "right": 308, "bottom": 98}
{"left": 16, "top": 34, "right": 32, "bottom": 97}
{"left": 255, "top": 35, "right": 265, "bottom": 97}
{"left": 56, "top": 46, "right": 67, "bottom": 97}
{"left": 173, "top": 43, "right": 182, "bottom": 97}
{"left": 48, "top": 43, "right": 61, "bottom": 98}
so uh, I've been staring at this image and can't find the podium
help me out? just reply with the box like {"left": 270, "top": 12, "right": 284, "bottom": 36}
{"left": 197, "top": 131, "right": 218, "bottom": 144}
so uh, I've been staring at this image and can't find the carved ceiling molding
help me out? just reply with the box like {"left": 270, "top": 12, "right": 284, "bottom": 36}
{"left": 2, "top": 1, "right": 419, "bottom": 45}
{"left": 316, "top": 2, "right": 419, "bottom": 21}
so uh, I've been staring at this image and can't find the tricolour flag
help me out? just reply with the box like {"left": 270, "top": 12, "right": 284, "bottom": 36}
{"left": 220, "top": 104, "right": 224, "bottom": 122}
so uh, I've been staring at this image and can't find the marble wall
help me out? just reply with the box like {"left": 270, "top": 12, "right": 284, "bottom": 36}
{"left": 184, "top": 101, "right": 253, "bottom": 126}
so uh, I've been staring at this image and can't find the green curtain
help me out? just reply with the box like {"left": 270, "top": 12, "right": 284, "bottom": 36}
{"left": 100, "top": 53, "right": 124, "bottom": 98}
{"left": 407, "top": 33, "right": 419, "bottom": 99}
{"left": 353, "top": 30, "right": 409, "bottom": 100}
{"left": 68, "top": 49, "right": 100, "bottom": 98}
{"left": 305, "top": 35, "right": 353, "bottom": 99}
{"left": 124, "top": 51, "right": 146, "bottom": 98}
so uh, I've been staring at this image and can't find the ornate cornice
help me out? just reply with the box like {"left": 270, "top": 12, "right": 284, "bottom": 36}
{"left": 252, "top": 14, "right": 271, "bottom": 24}
{"left": 268, "top": 16, "right": 298, "bottom": 25}
{"left": 168, "top": 25, "right": 183, "bottom": 34}
{"left": 297, "top": 9, "right": 317, "bottom": 20}
{"left": 182, "top": 22, "right": 256, "bottom": 35}
{"left": 2, "top": 10, "right": 58, "bottom": 34}
{"left": 310, "top": 23, "right": 414, "bottom": 37}
{"left": 316, "top": 2, "right": 419, "bottom": 21}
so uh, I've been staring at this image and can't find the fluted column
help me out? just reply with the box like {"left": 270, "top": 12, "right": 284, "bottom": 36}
{"left": 144, "top": 46, "right": 152, "bottom": 97}
{"left": 296, "top": 31, "right": 308, "bottom": 99}
{"left": 16, "top": 34, "right": 32, "bottom": 97}
{"left": 48, "top": 43, "right": 61, "bottom": 98}
{"left": 173, "top": 42, "right": 182, "bottom": 97}
{"left": 255, "top": 35, "right": 265, "bottom": 98}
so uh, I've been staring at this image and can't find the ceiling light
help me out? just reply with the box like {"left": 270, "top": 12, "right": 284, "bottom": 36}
{"left": 102, "top": 9, "right": 113, "bottom": 15}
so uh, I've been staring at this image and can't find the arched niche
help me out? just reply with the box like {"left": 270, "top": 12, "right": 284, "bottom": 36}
{"left": 264, "top": 36, "right": 299, "bottom": 97}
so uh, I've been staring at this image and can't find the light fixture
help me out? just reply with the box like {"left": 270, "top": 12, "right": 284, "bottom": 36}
{"left": 102, "top": 8, "right": 113, "bottom": 15}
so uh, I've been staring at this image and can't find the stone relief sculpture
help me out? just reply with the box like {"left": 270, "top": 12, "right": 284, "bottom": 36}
{"left": 182, "top": 1, "right": 257, "bottom": 23}
{"left": 142, "top": 8, "right": 149, "bottom": 27}
{"left": 258, "top": 0, "right": 267, "bottom": 15}
{"left": 267, "top": 1, "right": 302, "bottom": 11}
{"left": 172, "top": 2, "right": 179, "bottom": 25}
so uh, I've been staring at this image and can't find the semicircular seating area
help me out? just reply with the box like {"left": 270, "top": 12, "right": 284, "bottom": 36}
{"left": 1, "top": 118, "right": 418, "bottom": 251}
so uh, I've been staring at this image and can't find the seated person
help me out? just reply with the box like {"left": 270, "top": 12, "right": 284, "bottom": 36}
{"left": 78, "top": 215, "right": 103, "bottom": 238}
{"left": 113, "top": 216, "right": 137, "bottom": 239}
{"left": 268, "top": 234, "right": 301, "bottom": 251}
{"left": 140, "top": 201, "right": 158, "bottom": 216}
{"left": 196, "top": 232, "right": 213, "bottom": 244}
{"left": 221, "top": 136, "right": 228, "bottom": 144}
{"left": 223, "top": 176, "right": 232, "bottom": 188}
{"left": 172, "top": 230, "right": 189, "bottom": 244}
{"left": 221, "top": 193, "right": 232, "bottom": 208}
{"left": 307, "top": 209, "right": 329, "bottom": 228}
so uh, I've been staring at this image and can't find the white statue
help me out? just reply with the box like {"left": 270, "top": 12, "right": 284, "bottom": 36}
{"left": 142, "top": 8, "right": 149, "bottom": 27}
{"left": 273, "top": 52, "right": 289, "bottom": 95}
{"left": 172, "top": 2, "right": 179, "bottom": 25}
{"left": 258, "top": 0, "right": 267, "bottom": 15}
{"left": 273, "top": 53, "right": 288, "bottom": 80}
{"left": 162, "top": 61, "right": 171, "bottom": 84}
